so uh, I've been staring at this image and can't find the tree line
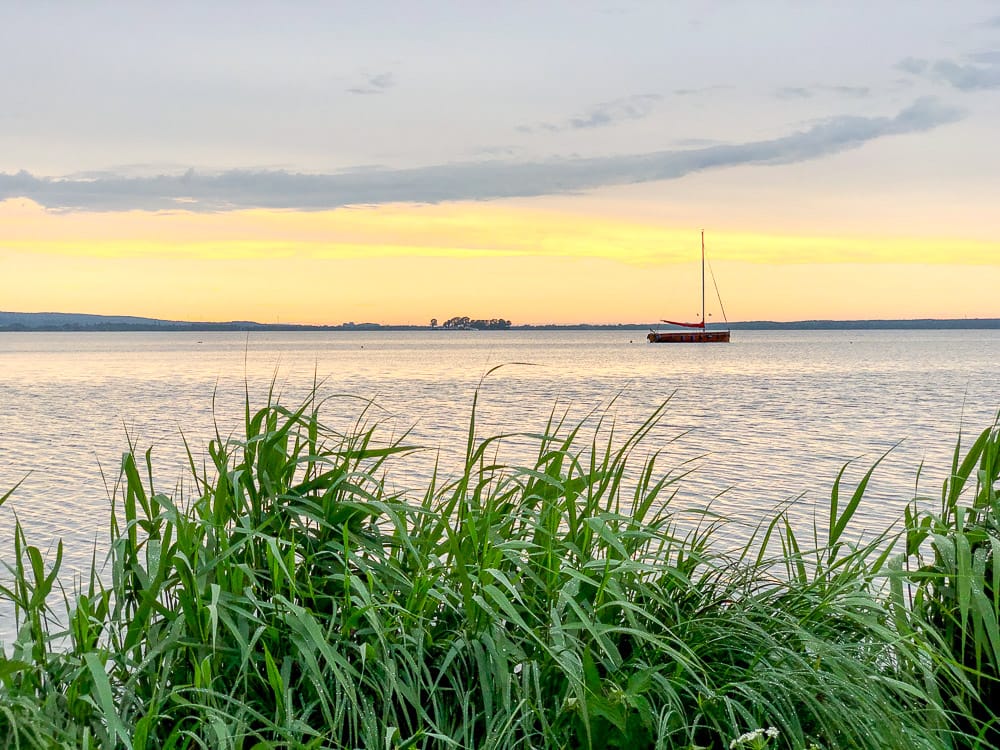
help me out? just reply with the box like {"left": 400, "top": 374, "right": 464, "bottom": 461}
{"left": 435, "top": 316, "right": 512, "bottom": 330}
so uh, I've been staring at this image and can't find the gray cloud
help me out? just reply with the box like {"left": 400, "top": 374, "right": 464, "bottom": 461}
{"left": 826, "top": 85, "right": 871, "bottom": 97}
{"left": 777, "top": 84, "right": 872, "bottom": 100}
{"left": 776, "top": 87, "right": 813, "bottom": 100}
{"left": 932, "top": 58, "right": 1000, "bottom": 90}
{"left": 897, "top": 53, "right": 1000, "bottom": 90}
{"left": 569, "top": 94, "right": 661, "bottom": 129}
{"left": 0, "top": 98, "right": 961, "bottom": 213}
{"left": 970, "top": 50, "right": 1000, "bottom": 64}
{"left": 519, "top": 94, "right": 662, "bottom": 133}
{"left": 347, "top": 72, "right": 395, "bottom": 95}
{"left": 672, "top": 85, "right": 731, "bottom": 96}
{"left": 896, "top": 57, "right": 929, "bottom": 75}
{"left": 473, "top": 145, "right": 521, "bottom": 158}
{"left": 981, "top": 15, "right": 1000, "bottom": 28}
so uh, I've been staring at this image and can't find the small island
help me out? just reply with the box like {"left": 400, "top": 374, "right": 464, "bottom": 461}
{"left": 433, "top": 316, "right": 512, "bottom": 330}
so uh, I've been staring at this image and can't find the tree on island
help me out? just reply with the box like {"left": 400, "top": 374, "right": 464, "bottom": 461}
{"left": 440, "top": 316, "right": 512, "bottom": 330}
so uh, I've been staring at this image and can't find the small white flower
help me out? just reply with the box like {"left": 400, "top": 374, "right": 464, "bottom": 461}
{"left": 766, "top": 727, "right": 779, "bottom": 739}
{"left": 730, "top": 728, "right": 765, "bottom": 748}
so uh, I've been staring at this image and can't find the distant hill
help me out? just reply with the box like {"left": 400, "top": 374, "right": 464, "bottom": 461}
{"left": 0, "top": 311, "right": 388, "bottom": 332}
{"left": 0, "top": 311, "right": 179, "bottom": 328}
{"left": 2, "top": 311, "right": 999, "bottom": 332}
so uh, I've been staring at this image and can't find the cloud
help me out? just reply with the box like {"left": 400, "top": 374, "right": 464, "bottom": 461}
{"left": 473, "top": 145, "right": 522, "bottom": 158}
{"left": 568, "top": 94, "right": 661, "bottom": 129}
{"left": 897, "top": 53, "right": 1000, "bottom": 90}
{"left": 980, "top": 15, "right": 1000, "bottom": 28}
{"left": 519, "top": 94, "right": 661, "bottom": 133}
{"left": 776, "top": 87, "right": 813, "bottom": 100}
{"left": 826, "top": 85, "right": 871, "bottom": 97}
{"left": 776, "top": 85, "right": 871, "bottom": 100}
{"left": 932, "top": 58, "right": 1000, "bottom": 90}
{"left": 896, "top": 57, "right": 929, "bottom": 75}
{"left": 347, "top": 71, "right": 395, "bottom": 95}
{"left": 0, "top": 98, "right": 962, "bottom": 213}
{"left": 672, "top": 85, "right": 731, "bottom": 96}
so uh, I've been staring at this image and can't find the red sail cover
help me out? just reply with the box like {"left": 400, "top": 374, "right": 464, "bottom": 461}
{"left": 661, "top": 319, "right": 705, "bottom": 329}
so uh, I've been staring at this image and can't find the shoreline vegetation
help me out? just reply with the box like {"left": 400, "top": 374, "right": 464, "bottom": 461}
{"left": 3, "top": 310, "right": 1000, "bottom": 333}
{"left": 1, "top": 388, "right": 999, "bottom": 749}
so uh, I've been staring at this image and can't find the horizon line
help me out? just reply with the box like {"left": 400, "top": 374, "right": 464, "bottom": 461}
{"left": 2, "top": 310, "right": 1000, "bottom": 331}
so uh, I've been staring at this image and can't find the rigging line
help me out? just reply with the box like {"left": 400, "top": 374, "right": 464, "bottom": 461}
{"left": 706, "top": 258, "right": 729, "bottom": 325}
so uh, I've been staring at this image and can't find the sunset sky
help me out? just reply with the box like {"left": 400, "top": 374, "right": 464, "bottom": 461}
{"left": 2, "top": 2, "right": 999, "bottom": 325}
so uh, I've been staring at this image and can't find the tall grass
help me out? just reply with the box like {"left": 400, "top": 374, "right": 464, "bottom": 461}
{"left": 897, "top": 417, "right": 1000, "bottom": 748}
{"left": 0, "top": 388, "right": 997, "bottom": 749}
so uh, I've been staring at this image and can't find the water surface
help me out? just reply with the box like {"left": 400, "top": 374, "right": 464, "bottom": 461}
{"left": 2, "top": 329, "right": 998, "bottom": 638}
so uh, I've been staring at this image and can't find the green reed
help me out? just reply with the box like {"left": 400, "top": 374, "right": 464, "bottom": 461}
{"left": 0, "top": 388, "right": 998, "bottom": 749}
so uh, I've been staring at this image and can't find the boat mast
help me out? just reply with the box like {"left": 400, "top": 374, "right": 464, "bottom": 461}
{"left": 701, "top": 230, "right": 706, "bottom": 327}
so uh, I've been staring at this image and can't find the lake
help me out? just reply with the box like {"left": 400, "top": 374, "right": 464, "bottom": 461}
{"left": 2, "top": 329, "right": 999, "bottom": 639}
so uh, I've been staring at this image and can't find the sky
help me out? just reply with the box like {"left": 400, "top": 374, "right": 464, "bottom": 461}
{"left": 2, "top": 1, "right": 999, "bottom": 325}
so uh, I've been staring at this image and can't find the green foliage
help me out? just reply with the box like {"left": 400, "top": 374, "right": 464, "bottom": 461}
{"left": 440, "top": 316, "right": 512, "bottom": 330}
{"left": 897, "top": 415, "right": 1000, "bottom": 749}
{"left": 0, "top": 390, "right": 997, "bottom": 748}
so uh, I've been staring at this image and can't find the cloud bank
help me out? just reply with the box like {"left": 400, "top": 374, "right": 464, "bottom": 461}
{"left": 0, "top": 98, "right": 961, "bottom": 213}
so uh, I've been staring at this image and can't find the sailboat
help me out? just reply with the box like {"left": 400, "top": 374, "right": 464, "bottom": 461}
{"left": 647, "top": 231, "right": 731, "bottom": 343}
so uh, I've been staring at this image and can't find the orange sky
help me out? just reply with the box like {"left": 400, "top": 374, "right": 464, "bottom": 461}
{"left": 2, "top": 197, "right": 998, "bottom": 325}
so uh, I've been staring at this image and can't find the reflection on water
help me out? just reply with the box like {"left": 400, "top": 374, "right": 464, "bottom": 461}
{"left": 1, "top": 329, "right": 998, "bottom": 637}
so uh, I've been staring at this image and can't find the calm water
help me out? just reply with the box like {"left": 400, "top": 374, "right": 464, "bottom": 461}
{"left": 2, "top": 329, "right": 999, "bottom": 638}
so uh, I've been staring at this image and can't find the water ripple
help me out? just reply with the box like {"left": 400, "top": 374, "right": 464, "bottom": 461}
{"left": 1, "top": 329, "right": 998, "bottom": 640}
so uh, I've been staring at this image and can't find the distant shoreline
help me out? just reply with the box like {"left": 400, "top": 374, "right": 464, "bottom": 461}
{"left": 2, "top": 311, "right": 999, "bottom": 333}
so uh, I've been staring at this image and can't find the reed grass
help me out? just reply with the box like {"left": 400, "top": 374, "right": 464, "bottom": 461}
{"left": 0, "top": 388, "right": 997, "bottom": 749}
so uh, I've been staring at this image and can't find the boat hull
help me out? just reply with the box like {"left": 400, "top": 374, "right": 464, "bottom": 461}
{"left": 647, "top": 329, "right": 730, "bottom": 344}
